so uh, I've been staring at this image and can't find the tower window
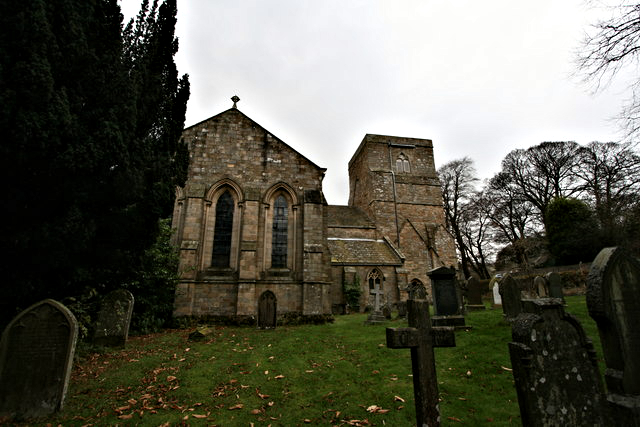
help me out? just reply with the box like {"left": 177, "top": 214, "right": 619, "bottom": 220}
{"left": 396, "top": 153, "right": 410, "bottom": 173}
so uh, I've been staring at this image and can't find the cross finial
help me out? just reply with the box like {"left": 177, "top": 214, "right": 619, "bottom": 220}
{"left": 231, "top": 95, "right": 240, "bottom": 108}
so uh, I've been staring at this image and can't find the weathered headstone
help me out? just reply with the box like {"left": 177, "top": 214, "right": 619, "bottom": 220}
{"left": 465, "top": 277, "right": 485, "bottom": 311}
{"left": 365, "top": 280, "right": 386, "bottom": 324}
{"left": 546, "top": 272, "right": 564, "bottom": 302}
{"left": 428, "top": 266, "right": 465, "bottom": 327}
{"left": 386, "top": 300, "right": 456, "bottom": 427}
{"left": 93, "top": 289, "right": 134, "bottom": 348}
{"left": 509, "top": 299, "right": 606, "bottom": 426}
{"left": 0, "top": 299, "right": 78, "bottom": 419}
{"left": 500, "top": 274, "right": 522, "bottom": 321}
{"left": 397, "top": 301, "right": 407, "bottom": 318}
{"left": 382, "top": 304, "right": 392, "bottom": 320}
{"left": 492, "top": 281, "right": 502, "bottom": 307}
{"left": 533, "top": 275, "right": 548, "bottom": 298}
{"left": 407, "top": 280, "right": 427, "bottom": 300}
{"left": 587, "top": 247, "right": 640, "bottom": 424}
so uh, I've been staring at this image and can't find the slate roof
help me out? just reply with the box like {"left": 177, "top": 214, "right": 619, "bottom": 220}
{"left": 326, "top": 205, "right": 375, "bottom": 228}
{"left": 327, "top": 238, "right": 403, "bottom": 265}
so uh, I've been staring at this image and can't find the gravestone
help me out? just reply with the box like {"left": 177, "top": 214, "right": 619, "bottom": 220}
{"left": 382, "top": 304, "right": 392, "bottom": 320}
{"left": 509, "top": 299, "right": 606, "bottom": 426}
{"left": 397, "top": 301, "right": 407, "bottom": 318}
{"left": 587, "top": 247, "right": 640, "bottom": 424}
{"left": 428, "top": 266, "right": 465, "bottom": 327}
{"left": 93, "top": 289, "right": 134, "bottom": 348}
{"left": 0, "top": 299, "right": 78, "bottom": 418}
{"left": 465, "top": 277, "right": 485, "bottom": 311}
{"left": 407, "top": 281, "right": 427, "bottom": 300}
{"left": 546, "top": 272, "right": 564, "bottom": 302}
{"left": 533, "top": 275, "right": 548, "bottom": 297}
{"left": 492, "top": 282, "right": 502, "bottom": 307}
{"left": 386, "top": 300, "right": 456, "bottom": 427}
{"left": 364, "top": 281, "right": 386, "bottom": 324}
{"left": 500, "top": 274, "right": 522, "bottom": 321}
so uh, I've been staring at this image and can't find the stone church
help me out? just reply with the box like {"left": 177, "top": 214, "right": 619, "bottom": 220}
{"left": 171, "top": 97, "right": 457, "bottom": 324}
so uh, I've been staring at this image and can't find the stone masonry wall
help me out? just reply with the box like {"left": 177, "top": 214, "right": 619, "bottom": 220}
{"left": 347, "top": 134, "right": 457, "bottom": 296}
{"left": 172, "top": 108, "right": 331, "bottom": 319}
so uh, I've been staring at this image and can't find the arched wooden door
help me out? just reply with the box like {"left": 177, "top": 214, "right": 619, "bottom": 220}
{"left": 258, "top": 291, "right": 277, "bottom": 329}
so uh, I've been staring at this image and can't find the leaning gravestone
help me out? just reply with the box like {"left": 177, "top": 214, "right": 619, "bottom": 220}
{"left": 587, "top": 247, "right": 640, "bottom": 424}
{"left": 93, "top": 289, "right": 134, "bottom": 348}
{"left": 499, "top": 274, "right": 522, "bottom": 321}
{"left": 428, "top": 266, "right": 465, "bottom": 327}
{"left": 533, "top": 275, "right": 548, "bottom": 297}
{"left": 509, "top": 299, "right": 606, "bottom": 426}
{"left": 0, "top": 299, "right": 78, "bottom": 419}
{"left": 546, "top": 271, "right": 564, "bottom": 302}
{"left": 465, "top": 277, "right": 485, "bottom": 311}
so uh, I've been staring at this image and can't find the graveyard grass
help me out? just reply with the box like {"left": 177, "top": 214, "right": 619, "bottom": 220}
{"left": 30, "top": 296, "right": 602, "bottom": 426}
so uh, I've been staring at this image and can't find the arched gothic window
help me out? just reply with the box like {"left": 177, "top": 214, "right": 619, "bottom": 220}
{"left": 396, "top": 153, "right": 410, "bottom": 173}
{"left": 271, "top": 195, "right": 288, "bottom": 268}
{"left": 211, "top": 191, "right": 234, "bottom": 268}
{"left": 368, "top": 269, "right": 382, "bottom": 290}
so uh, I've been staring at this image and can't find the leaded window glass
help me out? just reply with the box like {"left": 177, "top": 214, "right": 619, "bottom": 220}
{"left": 271, "top": 195, "right": 288, "bottom": 268}
{"left": 212, "top": 191, "right": 234, "bottom": 268}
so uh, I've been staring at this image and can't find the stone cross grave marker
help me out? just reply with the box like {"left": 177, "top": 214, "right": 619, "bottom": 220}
{"left": 546, "top": 271, "right": 564, "bottom": 302}
{"left": 509, "top": 299, "right": 606, "bottom": 426}
{"left": 365, "top": 280, "right": 386, "bottom": 324}
{"left": 428, "top": 266, "right": 465, "bottom": 327}
{"left": 500, "top": 274, "right": 522, "bottom": 321}
{"left": 465, "top": 276, "right": 485, "bottom": 311}
{"left": 387, "top": 300, "right": 455, "bottom": 427}
{"left": 0, "top": 299, "right": 78, "bottom": 419}
{"left": 93, "top": 289, "right": 134, "bottom": 348}
{"left": 587, "top": 247, "right": 640, "bottom": 423}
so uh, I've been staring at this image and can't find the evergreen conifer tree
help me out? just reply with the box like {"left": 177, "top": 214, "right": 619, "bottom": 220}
{"left": 0, "top": 0, "right": 189, "bottom": 329}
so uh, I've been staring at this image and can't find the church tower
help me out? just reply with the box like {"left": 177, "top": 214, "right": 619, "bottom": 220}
{"left": 347, "top": 134, "right": 457, "bottom": 294}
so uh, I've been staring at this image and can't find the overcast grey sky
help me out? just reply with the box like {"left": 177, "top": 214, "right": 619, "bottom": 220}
{"left": 121, "top": 1, "right": 630, "bottom": 205}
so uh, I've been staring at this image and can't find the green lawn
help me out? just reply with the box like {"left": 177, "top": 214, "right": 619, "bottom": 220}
{"left": 27, "top": 295, "right": 602, "bottom": 426}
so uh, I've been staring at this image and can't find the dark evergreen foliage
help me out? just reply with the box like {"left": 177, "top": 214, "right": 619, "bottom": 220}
{"left": 0, "top": 0, "right": 189, "bottom": 330}
{"left": 545, "top": 198, "right": 602, "bottom": 265}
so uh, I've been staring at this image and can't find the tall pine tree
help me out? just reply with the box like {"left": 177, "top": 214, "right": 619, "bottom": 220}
{"left": 0, "top": 0, "right": 189, "bottom": 328}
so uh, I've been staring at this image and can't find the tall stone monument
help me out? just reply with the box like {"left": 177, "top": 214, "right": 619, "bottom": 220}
{"left": 428, "top": 266, "right": 465, "bottom": 327}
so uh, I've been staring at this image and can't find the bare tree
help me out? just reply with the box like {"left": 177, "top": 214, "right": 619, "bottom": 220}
{"left": 458, "top": 192, "right": 494, "bottom": 279}
{"left": 484, "top": 172, "right": 539, "bottom": 267}
{"left": 499, "top": 141, "right": 582, "bottom": 230}
{"left": 438, "top": 157, "right": 478, "bottom": 278}
{"left": 576, "top": 141, "right": 640, "bottom": 243}
{"left": 577, "top": 2, "right": 640, "bottom": 139}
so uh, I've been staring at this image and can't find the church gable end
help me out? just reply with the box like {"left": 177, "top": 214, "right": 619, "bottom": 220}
{"left": 172, "top": 101, "right": 456, "bottom": 323}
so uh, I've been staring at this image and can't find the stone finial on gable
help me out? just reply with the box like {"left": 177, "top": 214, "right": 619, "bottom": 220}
{"left": 231, "top": 95, "right": 240, "bottom": 108}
